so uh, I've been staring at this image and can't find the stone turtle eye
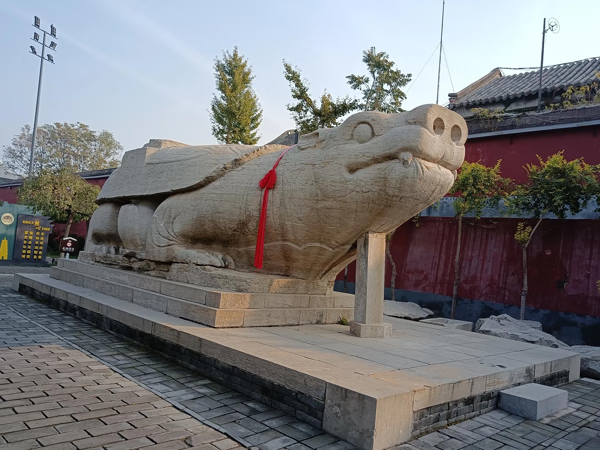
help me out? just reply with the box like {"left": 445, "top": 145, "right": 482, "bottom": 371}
{"left": 352, "top": 123, "right": 374, "bottom": 144}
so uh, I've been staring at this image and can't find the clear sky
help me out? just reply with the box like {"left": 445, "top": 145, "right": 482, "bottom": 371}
{"left": 1, "top": 0, "right": 598, "bottom": 155}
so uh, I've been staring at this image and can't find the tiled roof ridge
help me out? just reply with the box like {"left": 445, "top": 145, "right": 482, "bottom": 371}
{"left": 450, "top": 57, "right": 600, "bottom": 109}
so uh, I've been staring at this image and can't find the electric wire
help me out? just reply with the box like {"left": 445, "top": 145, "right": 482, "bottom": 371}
{"left": 406, "top": 44, "right": 440, "bottom": 94}
{"left": 443, "top": 46, "right": 455, "bottom": 92}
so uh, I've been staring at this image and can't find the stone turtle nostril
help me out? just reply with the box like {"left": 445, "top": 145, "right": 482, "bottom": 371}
{"left": 399, "top": 151, "right": 413, "bottom": 168}
{"left": 433, "top": 118, "right": 445, "bottom": 136}
{"left": 451, "top": 125, "right": 463, "bottom": 143}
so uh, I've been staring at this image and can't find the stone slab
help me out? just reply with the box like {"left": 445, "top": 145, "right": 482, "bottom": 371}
{"left": 421, "top": 318, "right": 474, "bottom": 331}
{"left": 498, "top": 383, "right": 568, "bottom": 420}
{"left": 79, "top": 252, "right": 332, "bottom": 295}
{"left": 13, "top": 273, "right": 581, "bottom": 450}
{"left": 51, "top": 260, "right": 353, "bottom": 328}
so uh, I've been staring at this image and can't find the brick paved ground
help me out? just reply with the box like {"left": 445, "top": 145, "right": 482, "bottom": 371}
{"left": 393, "top": 379, "right": 600, "bottom": 450}
{"left": 3, "top": 269, "right": 600, "bottom": 450}
{"left": 0, "top": 273, "right": 353, "bottom": 450}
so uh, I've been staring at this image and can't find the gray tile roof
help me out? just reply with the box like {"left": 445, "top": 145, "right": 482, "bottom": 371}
{"left": 450, "top": 57, "right": 600, "bottom": 109}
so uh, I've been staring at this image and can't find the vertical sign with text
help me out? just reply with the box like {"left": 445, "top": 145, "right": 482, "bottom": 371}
{"left": 14, "top": 215, "right": 52, "bottom": 263}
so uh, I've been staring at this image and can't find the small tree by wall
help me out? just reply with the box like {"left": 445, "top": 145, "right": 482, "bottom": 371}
{"left": 511, "top": 152, "right": 599, "bottom": 320}
{"left": 18, "top": 169, "right": 100, "bottom": 239}
{"left": 449, "top": 161, "right": 512, "bottom": 319}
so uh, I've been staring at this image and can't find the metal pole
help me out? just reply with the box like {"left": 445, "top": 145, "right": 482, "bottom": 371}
{"left": 29, "top": 30, "right": 46, "bottom": 176}
{"left": 536, "top": 18, "right": 546, "bottom": 113}
{"left": 436, "top": 0, "right": 445, "bottom": 104}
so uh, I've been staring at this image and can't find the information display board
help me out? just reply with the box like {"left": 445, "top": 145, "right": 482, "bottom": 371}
{"left": 14, "top": 215, "right": 52, "bottom": 263}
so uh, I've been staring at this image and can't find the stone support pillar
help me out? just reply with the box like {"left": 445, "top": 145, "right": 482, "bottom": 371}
{"left": 350, "top": 232, "right": 392, "bottom": 338}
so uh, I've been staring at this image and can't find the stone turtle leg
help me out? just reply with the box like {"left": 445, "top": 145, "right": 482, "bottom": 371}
{"left": 145, "top": 197, "right": 230, "bottom": 268}
{"left": 86, "top": 203, "right": 123, "bottom": 254}
{"left": 117, "top": 200, "right": 159, "bottom": 257}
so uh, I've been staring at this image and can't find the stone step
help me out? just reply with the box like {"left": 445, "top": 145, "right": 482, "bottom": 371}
{"left": 499, "top": 383, "right": 569, "bottom": 420}
{"left": 55, "top": 259, "right": 354, "bottom": 310}
{"left": 79, "top": 251, "right": 332, "bottom": 295}
{"left": 50, "top": 262, "right": 354, "bottom": 328}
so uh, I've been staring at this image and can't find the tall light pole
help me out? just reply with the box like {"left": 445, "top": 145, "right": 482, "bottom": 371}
{"left": 536, "top": 18, "right": 559, "bottom": 113}
{"left": 28, "top": 16, "right": 57, "bottom": 176}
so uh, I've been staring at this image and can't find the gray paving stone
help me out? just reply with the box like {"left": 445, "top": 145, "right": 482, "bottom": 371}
{"left": 258, "top": 435, "right": 297, "bottom": 450}
{"left": 263, "top": 415, "right": 296, "bottom": 428}
{"left": 418, "top": 432, "right": 449, "bottom": 446}
{"left": 276, "top": 424, "right": 311, "bottom": 441}
{"left": 563, "top": 427, "right": 599, "bottom": 444}
{"left": 220, "top": 421, "right": 255, "bottom": 438}
{"left": 549, "top": 438, "right": 579, "bottom": 450}
{"left": 473, "top": 426, "right": 502, "bottom": 438}
{"left": 246, "top": 429, "right": 286, "bottom": 446}
{"left": 236, "top": 417, "right": 269, "bottom": 434}
{"left": 436, "top": 438, "right": 469, "bottom": 450}
{"left": 472, "top": 439, "right": 504, "bottom": 450}
{"left": 301, "top": 433, "right": 338, "bottom": 449}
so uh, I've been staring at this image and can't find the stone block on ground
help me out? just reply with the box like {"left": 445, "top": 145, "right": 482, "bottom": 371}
{"left": 476, "top": 314, "right": 568, "bottom": 348}
{"left": 570, "top": 346, "right": 600, "bottom": 379}
{"left": 383, "top": 301, "right": 433, "bottom": 320}
{"left": 498, "top": 383, "right": 568, "bottom": 420}
{"left": 421, "top": 318, "right": 473, "bottom": 331}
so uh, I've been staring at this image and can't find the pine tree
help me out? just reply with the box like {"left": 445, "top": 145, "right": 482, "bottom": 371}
{"left": 210, "top": 48, "right": 262, "bottom": 145}
{"left": 283, "top": 62, "right": 359, "bottom": 134}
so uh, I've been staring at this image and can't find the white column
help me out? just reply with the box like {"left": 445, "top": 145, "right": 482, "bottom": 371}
{"left": 350, "top": 232, "right": 392, "bottom": 338}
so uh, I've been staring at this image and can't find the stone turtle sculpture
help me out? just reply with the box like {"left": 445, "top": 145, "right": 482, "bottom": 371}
{"left": 87, "top": 104, "right": 466, "bottom": 281}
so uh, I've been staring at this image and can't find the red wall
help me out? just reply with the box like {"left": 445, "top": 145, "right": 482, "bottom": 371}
{"left": 338, "top": 124, "right": 600, "bottom": 318}
{"left": 466, "top": 125, "right": 600, "bottom": 183}
{"left": 338, "top": 217, "right": 600, "bottom": 317}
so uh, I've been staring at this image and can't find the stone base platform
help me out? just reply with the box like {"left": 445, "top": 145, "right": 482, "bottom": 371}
{"left": 50, "top": 259, "right": 354, "bottom": 328}
{"left": 14, "top": 273, "right": 581, "bottom": 450}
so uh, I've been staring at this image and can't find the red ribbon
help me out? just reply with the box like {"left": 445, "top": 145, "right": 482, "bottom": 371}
{"left": 254, "top": 146, "right": 293, "bottom": 269}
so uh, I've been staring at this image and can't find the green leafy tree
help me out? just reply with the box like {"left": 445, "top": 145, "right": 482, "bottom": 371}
{"left": 3, "top": 123, "right": 122, "bottom": 176}
{"left": 210, "top": 47, "right": 262, "bottom": 144}
{"left": 511, "top": 152, "right": 599, "bottom": 320}
{"left": 18, "top": 169, "right": 100, "bottom": 239}
{"left": 346, "top": 47, "right": 412, "bottom": 113}
{"left": 283, "top": 62, "right": 359, "bottom": 134}
{"left": 449, "top": 161, "right": 513, "bottom": 318}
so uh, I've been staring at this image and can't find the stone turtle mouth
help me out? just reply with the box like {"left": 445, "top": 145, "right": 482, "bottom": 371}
{"left": 346, "top": 149, "right": 440, "bottom": 175}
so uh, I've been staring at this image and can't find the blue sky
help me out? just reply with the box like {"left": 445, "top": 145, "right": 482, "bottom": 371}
{"left": 1, "top": 0, "right": 598, "bottom": 154}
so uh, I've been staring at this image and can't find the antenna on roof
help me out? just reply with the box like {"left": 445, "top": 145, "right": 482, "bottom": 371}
{"left": 536, "top": 17, "right": 560, "bottom": 112}
{"left": 435, "top": 0, "right": 445, "bottom": 105}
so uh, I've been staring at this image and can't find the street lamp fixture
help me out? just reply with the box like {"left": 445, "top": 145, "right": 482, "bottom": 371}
{"left": 28, "top": 16, "right": 58, "bottom": 175}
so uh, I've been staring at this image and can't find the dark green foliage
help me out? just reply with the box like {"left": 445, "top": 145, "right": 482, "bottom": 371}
{"left": 18, "top": 168, "right": 100, "bottom": 238}
{"left": 210, "top": 47, "right": 262, "bottom": 144}
{"left": 451, "top": 161, "right": 513, "bottom": 219}
{"left": 346, "top": 47, "right": 412, "bottom": 113}
{"left": 512, "top": 152, "right": 599, "bottom": 220}
{"left": 283, "top": 62, "right": 359, "bottom": 134}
